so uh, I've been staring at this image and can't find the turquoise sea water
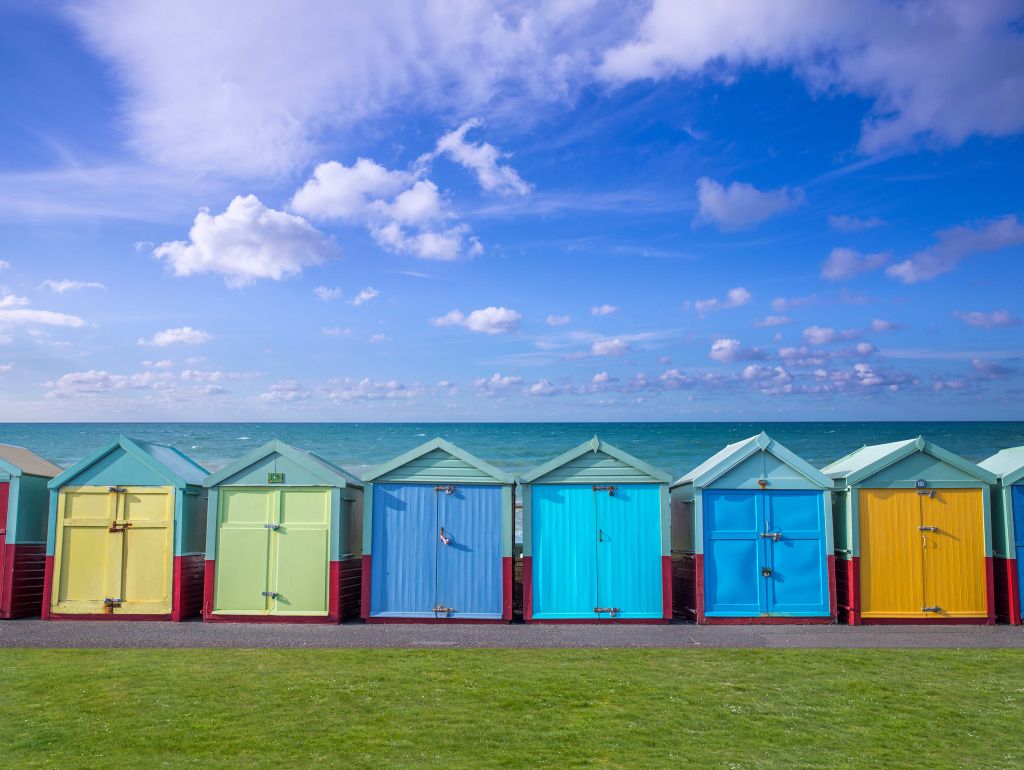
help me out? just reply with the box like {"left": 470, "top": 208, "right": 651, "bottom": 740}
{"left": 1, "top": 422, "right": 1022, "bottom": 479}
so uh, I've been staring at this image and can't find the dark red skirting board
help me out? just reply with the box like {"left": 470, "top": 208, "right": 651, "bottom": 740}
{"left": 338, "top": 558, "right": 362, "bottom": 621}
{"left": 359, "top": 554, "right": 372, "bottom": 619}
{"left": 365, "top": 616, "right": 510, "bottom": 624}
{"left": 172, "top": 554, "right": 204, "bottom": 621}
{"left": 0, "top": 543, "right": 46, "bottom": 619}
{"left": 660, "top": 555, "right": 672, "bottom": 621}
{"left": 835, "top": 556, "right": 860, "bottom": 625}
{"left": 40, "top": 554, "right": 54, "bottom": 620}
{"left": 502, "top": 556, "right": 513, "bottom": 621}
{"left": 842, "top": 554, "right": 996, "bottom": 626}
{"left": 827, "top": 554, "right": 838, "bottom": 620}
{"left": 995, "top": 557, "right": 1021, "bottom": 625}
{"left": 203, "top": 559, "right": 348, "bottom": 624}
{"left": 522, "top": 555, "right": 533, "bottom": 622}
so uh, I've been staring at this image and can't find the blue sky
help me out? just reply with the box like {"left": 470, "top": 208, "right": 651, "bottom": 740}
{"left": 1, "top": 0, "right": 1022, "bottom": 421}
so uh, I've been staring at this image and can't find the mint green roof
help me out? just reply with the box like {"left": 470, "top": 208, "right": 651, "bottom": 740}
{"left": 672, "top": 431, "right": 832, "bottom": 489}
{"left": 821, "top": 436, "right": 996, "bottom": 487}
{"left": 362, "top": 437, "right": 512, "bottom": 484}
{"left": 49, "top": 434, "right": 208, "bottom": 490}
{"left": 979, "top": 446, "right": 1024, "bottom": 486}
{"left": 204, "top": 439, "right": 363, "bottom": 488}
{"left": 520, "top": 436, "right": 670, "bottom": 485}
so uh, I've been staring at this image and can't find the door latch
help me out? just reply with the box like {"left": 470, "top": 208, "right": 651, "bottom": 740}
{"left": 264, "top": 523, "right": 281, "bottom": 530}
{"left": 760, "top": 532, "right": 782, "bottom": 541}
{"left": 108, "top": 521, "right": 133, "bottom": 533}
{"left": 433, "top": 604, "right": 455, "bottom": 615}
{"left": 108, "top": 486, "right": 127, "bottom": 494}
{"left": 922, "top": 605, "right": 941, "bottom": 613}
{"left": 103, "top": 597, "right": 122, "bottom": 613}
{"left": 594, "top": 607, "right": 620, "bottom": 616}
{"left": 918, "top": 525, "right": 939, "bottom": 532}
{"left": 434, "top": 485, "right": 456, "bottom": 495}
{"left": 439, "top": 527, "right": 452, "bottom": 545}
{"left": 261, "top": 591, "right": 278, "bottom": 598}
{"left": 761, "top": 567, "right": 773, "bottom": 578}
{"left": 592, "top": 485, "right": 616, "bottom": 495}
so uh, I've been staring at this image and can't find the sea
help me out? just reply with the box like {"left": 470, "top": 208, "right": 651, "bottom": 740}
{"left": 2, "top": 422, "right": 1022, "bottom": 479}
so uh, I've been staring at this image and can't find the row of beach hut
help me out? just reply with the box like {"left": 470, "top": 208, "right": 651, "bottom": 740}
{"left": 0, "top": 433, "right": 1022, "bottom": 626}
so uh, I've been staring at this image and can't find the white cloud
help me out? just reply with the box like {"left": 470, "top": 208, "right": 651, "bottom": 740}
{"left": 708, "top": 338, "right": 766, "bottom": 363}
{"left": 694, "top": 177, "right": 803, "bottom": 231}
{"left": 0, "top": 294, "right": 29, "bottom": 309}
{"left": 432, "top": 306, "right": 521, "bottom": 334}
{"left": 323, "top": 377, "right": 421, "bottom": 401}
{"left": 591, "top": 304, "right": 619, "bottom": 316}
{"left": 591, "top": 338, "right": 629, "bottom": 356}
{"left": 154, "top": 195, "right": 335, "bottom": 288}
{"left": 592, "top": 371, "right": 611, "bottom": 384}
{"left": 139, "top": 326, "right": 211, "bottom": 346}
{"left": 803, "top": 326, "right": 860, "bottom": 346}
{"left": 688, "top": 286, "right": 752, "bottom": 316}
{"left": 40, "top": 279, "right": 107, "bottom": 293}
{"left": 821, "top": 247, "right": 889, "bottom": 281}
{"left": 322, "top": 326, "right": 352, "bottom": 337}
{"left": 258, "top": 380, "right": 310, "bottom": 403}
{"left": 142, "top": 359, "right": 173, "bottom": 369}
{"left": 599, "top": 1, "right": 1024, "bottom": 155}
{"left": 771, "top": 294, "right": 816, "bottom": 313}
{"left": 291, "top": 158, "right": 482, "bottom": 262}
{"left": 870, "top": 318, "right": 900, "bottom": 332}
{"left": 754, "top": 315, "right": 791, "bottom": 327}
{"left": 314, "top": 286, "right": 343, "bottom": 301}
{"left": 349, "top": 287, "right": 380, "bottom": 306}
{"left": 45, "top": 369, "right": 174, "bottom": 396}
{"left": 524, "top": 378, "right": 560, "bottom": 397}
{"left": 887, "top": 215, "right": 1024, "bottom": 284}
{"left": 428, "top": 118, "right": 531, "bottom": 196}
{"left": 369, "top": 333, "right": 391, "bottom": 343}
{"left": 546, "top": 314, "right": 571, "bottom": 326}
{"left": 0, "top": 306, "right": 86, "bottom": 327}
{"left": 0, "top": 261, "right": 10, "bottom": 270}
{"left": 474, "top": 372, "right": 524, "bottom": 395}
{"left": 828, "top": 214, "right": 886, "bottom": 232}
{"left": 953, "top": 309, "right": 1020, "bottom": 329}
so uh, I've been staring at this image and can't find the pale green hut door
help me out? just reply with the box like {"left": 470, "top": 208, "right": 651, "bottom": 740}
{"left": 214, "top": 488, "right": 330, "bottom": 615}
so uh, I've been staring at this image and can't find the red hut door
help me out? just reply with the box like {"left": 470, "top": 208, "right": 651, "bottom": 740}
{"left": 0, "top": 482, "right": 10, "bottom": 610}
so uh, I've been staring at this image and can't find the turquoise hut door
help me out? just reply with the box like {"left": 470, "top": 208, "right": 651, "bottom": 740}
{"left": 532, "top": 484, "right": 662, "bottom": 619}
{"left": 703, "top": 490, "right": 828, "bottom": 617}
{"left": 594, "top": 484, "right": 663, "bottom": 619}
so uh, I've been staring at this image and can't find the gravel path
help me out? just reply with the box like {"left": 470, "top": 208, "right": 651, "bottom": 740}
{"left": 2, "top": 618, "right": 1022, "bottom": 649}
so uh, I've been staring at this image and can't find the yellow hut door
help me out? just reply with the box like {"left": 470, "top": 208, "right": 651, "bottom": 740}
{"left": 858, "top": 489, "right": 924, "bottom": 618}
{"left": 53, "top": 486, "right": 173, "bottom": 615}
{"left": 920, "top": 489, "right": 986, "bottom": 618}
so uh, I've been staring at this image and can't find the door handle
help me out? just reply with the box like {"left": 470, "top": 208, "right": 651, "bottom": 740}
{"left": 261, "top": 591, "right": 278, "bottom": 598}
{"left": 760, "top": 532, "right": 782, "bottom": 541}
{"left": 598, "top": 529, "right": 603, "bottom": 542}
{"left": 264, "top": 523, "right": 281, "bottom": 531}
{"left": 918, "top": 525, "right": 938, "bottom": 532}
{"left": 439, "top": 527, "right": 452, "bottom": 545}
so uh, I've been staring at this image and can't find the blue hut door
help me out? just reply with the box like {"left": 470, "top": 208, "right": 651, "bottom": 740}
{"left": 531, "top": 485, "right": 598, "bottom": 619}
{"left": 703, "top": 490, "right": 828, "bottom": 617}
{"left": 370, "top": 483, "right": 436, "bottom": 617}
{"left": 594, "top": 484, "right": 663, "bottom": 619}
{"left": 1014, "top": 486, "right": 1024, "bottom": 613}
{"left": 435, "top": 485, "right": 502, "bottom": 619}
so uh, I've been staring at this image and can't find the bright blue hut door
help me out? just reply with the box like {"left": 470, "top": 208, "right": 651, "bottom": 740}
{"left": 1014, "top": 486, "right": 1024, "bottom": 614}
{"left": 532, "top": 484, "right": 662, "bottom": 620}
{"left": 370, "top": 483, "right": 502, "bottom": 619}
{"left": 703, "top": 490, "right": 829, "bottom": 618}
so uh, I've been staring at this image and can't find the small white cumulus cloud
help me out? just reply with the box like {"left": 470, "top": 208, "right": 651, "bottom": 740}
{"left": 953, "top": 309, "right": 1020, "bottom": 329}
{"left": 802, "top": 326, "right": 861, "bottom": 346}
{"left": 708, "top": 338, "right": 767, "bottom": 363}
{"left": 546, "top": 314, "right": 571, "bottom": 326}
{"left": 591, "top": 338, "right": 629, "bottom": 356}
{"left": 887, "top": 215, "right": 1024, "bottom": 284}
{"left": 870, "top": 318, "right": 900, "bottom": 332}
{"left": 591, "top": 304, "right": 619, "bottom": 316}
{"left": 524, "top": 378, "right": 561, "bottom": 397}
{"left": 820, "top": 248, "right": 889, "bottom": 281}
{"left": 694, "top": 177, "right": 803, "bottom": 232}
{"left": 0, "top": 293, "right": 85, "bottom": 328}
{"left": 40, "top": 279, "right": 107, "bottom": 293}
{"left": 154, "top": 195, "right": 335, "bottom": 288}
{"left": 314, "top": 286, "right": 342, "bottom": 301}
{"left": 139, "top": 326, "right": 211, "bottom": 347}
{"left": 687, "top": 286, "right": 752, "bottom": 317}
{"left": 432, "top": 306, "right": 521, "bottom": 335}
{"left": 426, "top": 118, "right": 532, "bottom": 197}
{"left": 474, "top": 372, "right": 524, "bottom": 395}
{"left": 349, "top": 287, "right": 380, "bottom": 306}
{"left": 754, "top": 315, "right": 791, "bottom": 328}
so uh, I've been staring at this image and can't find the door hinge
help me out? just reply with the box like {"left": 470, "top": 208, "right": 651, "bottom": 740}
{"left": 433, "top": 604, "right": 455, "bottom": 615}
{"left": 264, "top": 523, "right": 281, "bottom": 530}
{"left": 594, "top": 607, "right": 620, "bottom": 616}
{"left": 103, "top": 597, "right": 122, "bottom": 613}
{"left": 922, "top": 605, "right": 941, "bottom": 613}
{"left": 261, "top": 591, "right": 278, "bottom": 598}
{"left": 918, "top": 525, "right": 939, "bottom": 532}
{"left": 592, "top": 485, "right": 616, "bottom": 495}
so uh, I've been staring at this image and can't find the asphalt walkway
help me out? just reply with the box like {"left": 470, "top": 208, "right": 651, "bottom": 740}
{"left": 2, "top": 619, "right": 1022, "bottom": 649}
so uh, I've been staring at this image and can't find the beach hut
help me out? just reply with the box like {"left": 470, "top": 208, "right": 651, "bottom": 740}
{"left": 0, "top": 445, "right": 62, "bottom": 618}
{"left": 521, "top": 437, "right": 672, "bottom": 623}
{"left": 823, "top": 437, "right": 998, "bottom": 625}
{"left": 202, "top": 440, "right": 363, "bottom": 623}
{"left": 361, "top": 438, "right": 513, "bottom": 622}
{"left": 42, "top": 436, "right": 208, "bottom": 620}
{"left": 670, "top": 432, "right": 836, "bottom": 624}
{"left": 979, "top": 446, "right": 1024, "bottom": 625}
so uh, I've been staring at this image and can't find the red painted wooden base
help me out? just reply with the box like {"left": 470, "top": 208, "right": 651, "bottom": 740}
{"left": 993, "top": 557, "right": 1020, "bottom": 625}
{"left": 842, "top": 554, "right": 996, "bottom": 626}
{"left": 503, "top": 556, "right": 513, "bottom": 621}
{"left": 0, "top": 543, "right": 46, "bottom": 619}
{"left": 203, "top": 559, "right": 357, "bottom": 624}
{"left": 43, "top": 554, "right": 202, "bottom": 622}
{"left": 522, "top": 555, "right": 533, "bottom": 621}
{"left": 702, "top": 615, "right": 832, "bottom": 625}
{"left": 660, "top": 555, "right": 672, "bottom": 621}
{"left": 365, "top": 616, "right": 510, "bottom": 624}
{"left": 671, "top": 552, "right": 697, "bottom": 620}
{"left": 526, "top": 617, "right": 670, "bottom": 625}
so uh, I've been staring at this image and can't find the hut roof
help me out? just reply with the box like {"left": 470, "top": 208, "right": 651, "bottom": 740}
{"left": 671, "top": 431, "right": 832, "bottom": 489}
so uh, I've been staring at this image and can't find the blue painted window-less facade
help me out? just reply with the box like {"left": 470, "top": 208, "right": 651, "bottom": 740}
{"left": 532, "top": 483, "right": 662, "bottom": 620}
{"left": 703, "top": 490, "right": 829, "bottom": 618}
{"left": 370, "top": 483, "right": 502, "bottom": 619}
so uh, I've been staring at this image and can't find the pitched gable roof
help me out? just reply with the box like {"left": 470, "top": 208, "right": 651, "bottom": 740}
{"left": 520, "top": 436, "right": 670, "bottom": 484}
{"left": 362, "top": 437, "right": 512, "bottom": 484}
{"left": 0, "top": 444, "right": 63, "bottom": 478}
{"left": 204, "top": 439, "right": 363, "bottom": 488}
{"left": 979, "top": 446, "right": 1024, "bottom": 487}
{"left": 672, "top": 431, "right": 832, "bottom": 489}
{"left": 821, "top": 436, "right": 996, "bottom": 486}
{"left": 49, "top": 435, "right": 208, "bottom": 490}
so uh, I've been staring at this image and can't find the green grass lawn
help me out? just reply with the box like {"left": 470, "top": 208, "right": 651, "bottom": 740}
{"left": 1, "top": 648, "right": 1022, "bottom": 768}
